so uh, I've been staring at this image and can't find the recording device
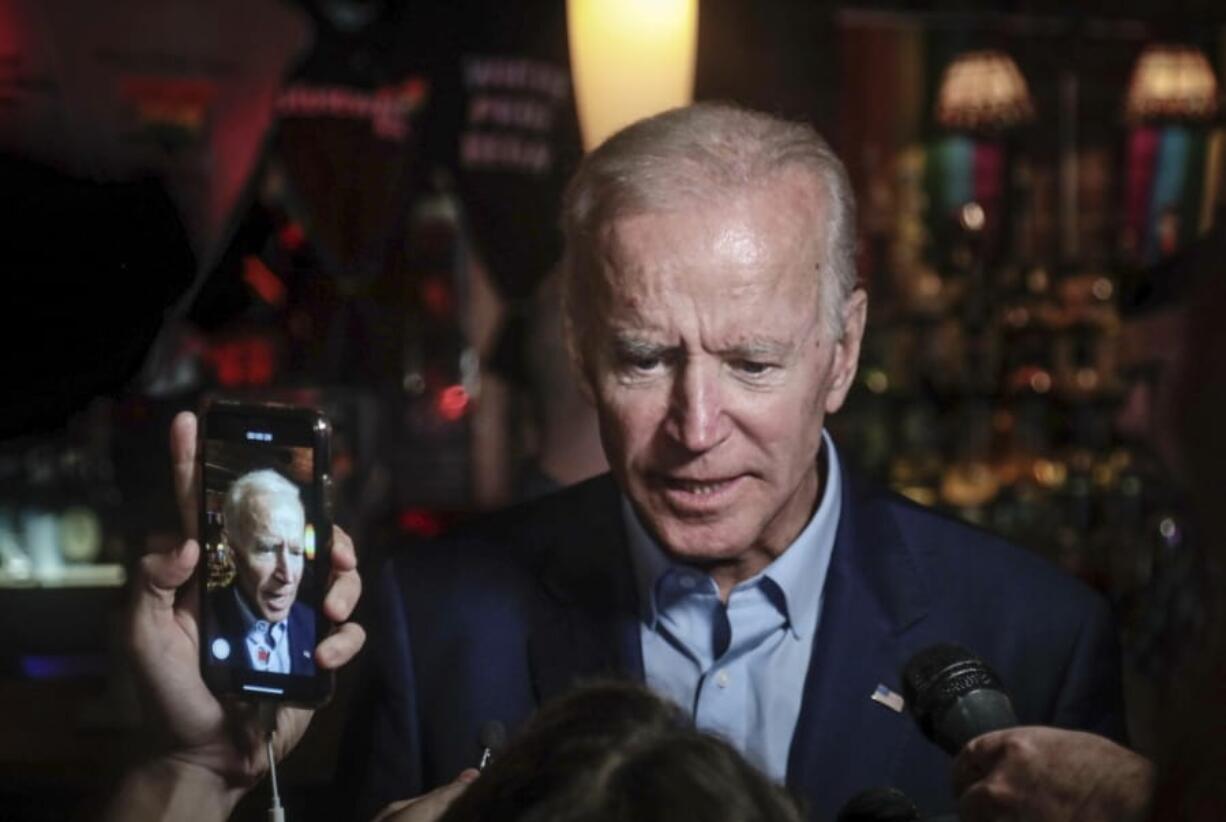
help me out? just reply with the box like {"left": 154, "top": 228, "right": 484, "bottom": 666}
{"left": 835, "top": 787, "right": 958, "bottom": 822}
{"left": 478, "top": 720, "right": 508, "bottom": 770}
{"left": 900, "top": 643, "right": 1017, "bottom": 756}
{"left": 835, "top": 644, "right": 1015, "bottom": 821}
{"left": 198, "top": 399, "right": 334, "bottom": 705}
{"left": 835, "top": 787, "right": 920, "bottom": 821}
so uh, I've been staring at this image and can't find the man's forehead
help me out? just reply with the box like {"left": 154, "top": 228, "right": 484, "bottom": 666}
{"left": 247, "top": 493, "right": 304, "bottom": 523}
{"left": 594, "top": 211, "right": 824, "bottom": 292}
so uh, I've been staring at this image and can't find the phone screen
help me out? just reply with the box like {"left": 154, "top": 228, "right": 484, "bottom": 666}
{"left": 198, "top": 401, "right": 333, "bottom": 704}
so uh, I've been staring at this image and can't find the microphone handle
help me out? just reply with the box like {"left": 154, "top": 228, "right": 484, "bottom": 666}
{"left": 936, "top": 688, "right": 1016, "bottom": 754}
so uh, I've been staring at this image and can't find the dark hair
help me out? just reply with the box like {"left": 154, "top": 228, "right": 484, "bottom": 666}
{"left": 1149, "top": 226, "right": 1226, "bottom": 818}
{"left": 439, "top": 681, "right": 804, "bottom": 822}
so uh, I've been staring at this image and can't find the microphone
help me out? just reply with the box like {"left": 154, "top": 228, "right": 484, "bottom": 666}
{"left": 900, "top": 643, "right": 1017, "bottom": 755}
{"left": 836, "top": 787, "right": 960, "bottom": 822}
{"left": 478, "top": 720, "right": 507, "bottom": 770}
{"left": 836, "top": 787, "right": 920, "bottom": 821}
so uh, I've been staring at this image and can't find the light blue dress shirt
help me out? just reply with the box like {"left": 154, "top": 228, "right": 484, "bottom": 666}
{"left": 625, "top": 430, "right": 842, "bottom": 781}
{"left": 234, "top": 587, "right": 292, "bottom": 673}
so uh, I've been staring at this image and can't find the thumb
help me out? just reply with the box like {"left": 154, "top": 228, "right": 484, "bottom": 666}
{"left": 132, "top": 537, "right": 199, "bottom": 618}
{"left": 373, "top": 770, "right": 480, "bottom": 822}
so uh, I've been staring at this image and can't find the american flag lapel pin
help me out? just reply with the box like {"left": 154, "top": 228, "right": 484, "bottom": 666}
{"left": 871, "top": 683, "right": 905, "bottom": 713}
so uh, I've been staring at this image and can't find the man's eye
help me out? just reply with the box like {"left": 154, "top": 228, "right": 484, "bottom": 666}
{"left": 734, "top": 360, "right": 774, "bottom": 376}
{"left": 618, "top": 352, "right": 664, "bottom": 373}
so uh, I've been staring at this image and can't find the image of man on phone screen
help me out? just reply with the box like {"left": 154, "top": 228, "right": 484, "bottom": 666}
{"left": 206, "top": 468, "right": 316, "bottom": 675}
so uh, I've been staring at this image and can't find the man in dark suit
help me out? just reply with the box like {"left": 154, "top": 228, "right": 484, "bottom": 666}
{"left": 205, "top": 585, "right": 316, "bottom": 676}
{"left": 340, "top": 103, "right": 1126, "bottom": 821}
{"left": 204, "top": 469, "right": 316, "bottom": 675}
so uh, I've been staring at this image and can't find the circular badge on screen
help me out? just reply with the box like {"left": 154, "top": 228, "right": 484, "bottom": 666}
{"left": 211, "top": 637, "right": 232, "bottom": 661}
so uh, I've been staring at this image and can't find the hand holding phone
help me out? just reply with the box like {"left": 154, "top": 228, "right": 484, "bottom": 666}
{"left": 108, "top": 410, "right": 365, "bottom": 820}
{"left": 198, "top": 399, "right": 339, "bottom": 705}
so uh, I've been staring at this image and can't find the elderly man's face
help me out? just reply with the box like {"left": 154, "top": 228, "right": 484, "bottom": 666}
{"left": 581, "top": 174, "right": 865, "bottom": 583}
{"left": 231, "top": 492, "right": 305, "bottom": 623}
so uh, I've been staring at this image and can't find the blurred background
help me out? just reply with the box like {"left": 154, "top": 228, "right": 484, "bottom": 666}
{"left": 2, "top": 0, "right": 1224, "bottom": 818}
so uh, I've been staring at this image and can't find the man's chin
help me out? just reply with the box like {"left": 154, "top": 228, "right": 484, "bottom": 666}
{"left": 649, "top": 518, "right": 752, "bottom": 564}
{"left": 259, "top": 599, "right": 294, "bottom": 623}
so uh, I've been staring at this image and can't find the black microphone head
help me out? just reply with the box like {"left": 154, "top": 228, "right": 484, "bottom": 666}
{"left": 480, "top": 719, "right": 508, "bottom": 752}
{"left": 836, "top": 787, "right": 920, "bottom": 822}
{"left": 901, "top": 643, "right": 1016, "bottom": 755}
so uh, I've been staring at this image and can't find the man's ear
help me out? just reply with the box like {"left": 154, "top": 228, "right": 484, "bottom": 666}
{"left": 823, "top": 287, "right": 868, "bottom": 415}
{"left": 560, "top": 267, "right": 598, "bottom": 405}
{"left": 567, "top": 334, "right": 597, "bottom": 405}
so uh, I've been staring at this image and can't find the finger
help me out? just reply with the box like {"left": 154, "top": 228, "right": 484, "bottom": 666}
{"left": 951, "top": 747, "right": 981, "bottom": 797}
{"left": 951, "top": 732, "right": 1009, "bottom": 796}
{"left": 315, "top": 620, "right": 366, "bottom": 669}
{"left": 272, "top": 705, "right": 314, "bottom": 762}
{"left": 323, "top": 527, "right": 360, "bottom": 623}
{"left": 372, "top": 797, "right": 417, "bottom": 822}
{"left": 330, "top": 526, "right": 357, "bottom": 572}
{"left": 323, "top": 567, "right": 361, "bottom": 623}
{"left": 375, "top": 773, "right": 477, "bottom": 822}
{"left": 958, "top": 784, "right": 998, "bottom": 822}
{"left": 170, "top": 411, "right": 200, "bottom": 539}
{"left": 133, "top": 538, "right": 200, "bottom": 615}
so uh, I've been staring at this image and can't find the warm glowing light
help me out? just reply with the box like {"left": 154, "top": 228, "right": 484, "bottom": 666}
{"left": 567, "top": 0, "right": 699, "bottom": 151}
{"left": 960, "top": 202, "right": 986, "bottom": 232}
{"left": 1126, "top": 44, "right": 1219, "bottom": 122}
{"left": 1029, "top": 371, "right": 1052, "bottom": 394}
{"left": 1033, "top": 459, "right": 1067, "bottom": 488}
{"left": 304, "top": 523, "right": 316, "bottom": 561}
{"left": 935, "top": 50, "right": 1035, "bottom": 130}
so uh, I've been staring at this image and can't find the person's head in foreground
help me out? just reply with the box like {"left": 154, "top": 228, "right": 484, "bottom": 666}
{"left": 222, "top": 468, "right": 306, "bottom": 623}
{"left": 1116, "top": 229, "right": 1224, "bottom": 483}
{"left": 439, "top": 680, "right": 803, "bottom": 822}
{"left": 560, "top": 102, "right": 867, "bottom": 589}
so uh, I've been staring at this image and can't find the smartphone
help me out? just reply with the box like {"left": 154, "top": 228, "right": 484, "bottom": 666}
{"left": 197, "top": 398, "right": 334, "bottom": 705}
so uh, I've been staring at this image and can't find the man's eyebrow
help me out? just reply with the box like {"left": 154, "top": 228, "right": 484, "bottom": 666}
{"left": 610, "top": 335, "right": 672, "bottom": 357}
{"left": 724, "top": 338, "right": 793, "bottom": 359}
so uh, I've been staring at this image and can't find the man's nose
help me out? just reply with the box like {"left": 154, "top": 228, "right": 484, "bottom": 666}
{"left": 273, "top": 548, "right": 292, "bottom": 581}
{"left": 666, "top": 360, "right": 729, "bottom": 452}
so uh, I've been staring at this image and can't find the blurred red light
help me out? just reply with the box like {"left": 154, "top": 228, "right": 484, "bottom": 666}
{"left": 278, "top": 221, "right": 307, "bottom": 252}
{"left": 242, "top": 256, "right": 286, "bottom": 307}
{"left": 398, "top": 508, "right": 443, "bottom": 538}
{"left": 421, "top": 278, "right": 453, "bottom": 316}
{"left": 436, "top": 385, "right": 469, "bottom": 421}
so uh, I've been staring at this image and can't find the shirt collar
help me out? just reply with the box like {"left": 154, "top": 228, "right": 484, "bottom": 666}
{"left": 625, "top": 429, "right": 843, "bottom": 640}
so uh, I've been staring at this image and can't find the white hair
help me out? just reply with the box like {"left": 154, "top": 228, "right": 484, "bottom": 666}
{"left": 222, "top": 469, "right": 302, "bottom": 551}
{"left": 561, "top": 102, "right": 857, "bottom": 350}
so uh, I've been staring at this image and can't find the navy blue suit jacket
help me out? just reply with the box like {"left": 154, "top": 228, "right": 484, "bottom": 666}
{"left": 206, "top": 586, "right": 316, "bottom": 676}
{"left": 341, "top": 467, "right": 1124, "bottom": 820}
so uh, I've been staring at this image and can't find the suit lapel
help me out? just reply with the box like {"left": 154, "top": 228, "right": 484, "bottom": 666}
{"left": 528, "top": 476, "right": 645, "bottom": 704}
{"left": 521, "top": 469, "right": 932, "bottom": 811}
{"left": 288, "top": 601, "right": 315, "bottom": 675}
{"left": 787, "top": 467, "right": 931, "bottom": 814}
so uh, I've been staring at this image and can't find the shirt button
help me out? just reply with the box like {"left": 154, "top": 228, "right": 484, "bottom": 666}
{"left": 716, "top": 670, "right": 730, "bottom": 688}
